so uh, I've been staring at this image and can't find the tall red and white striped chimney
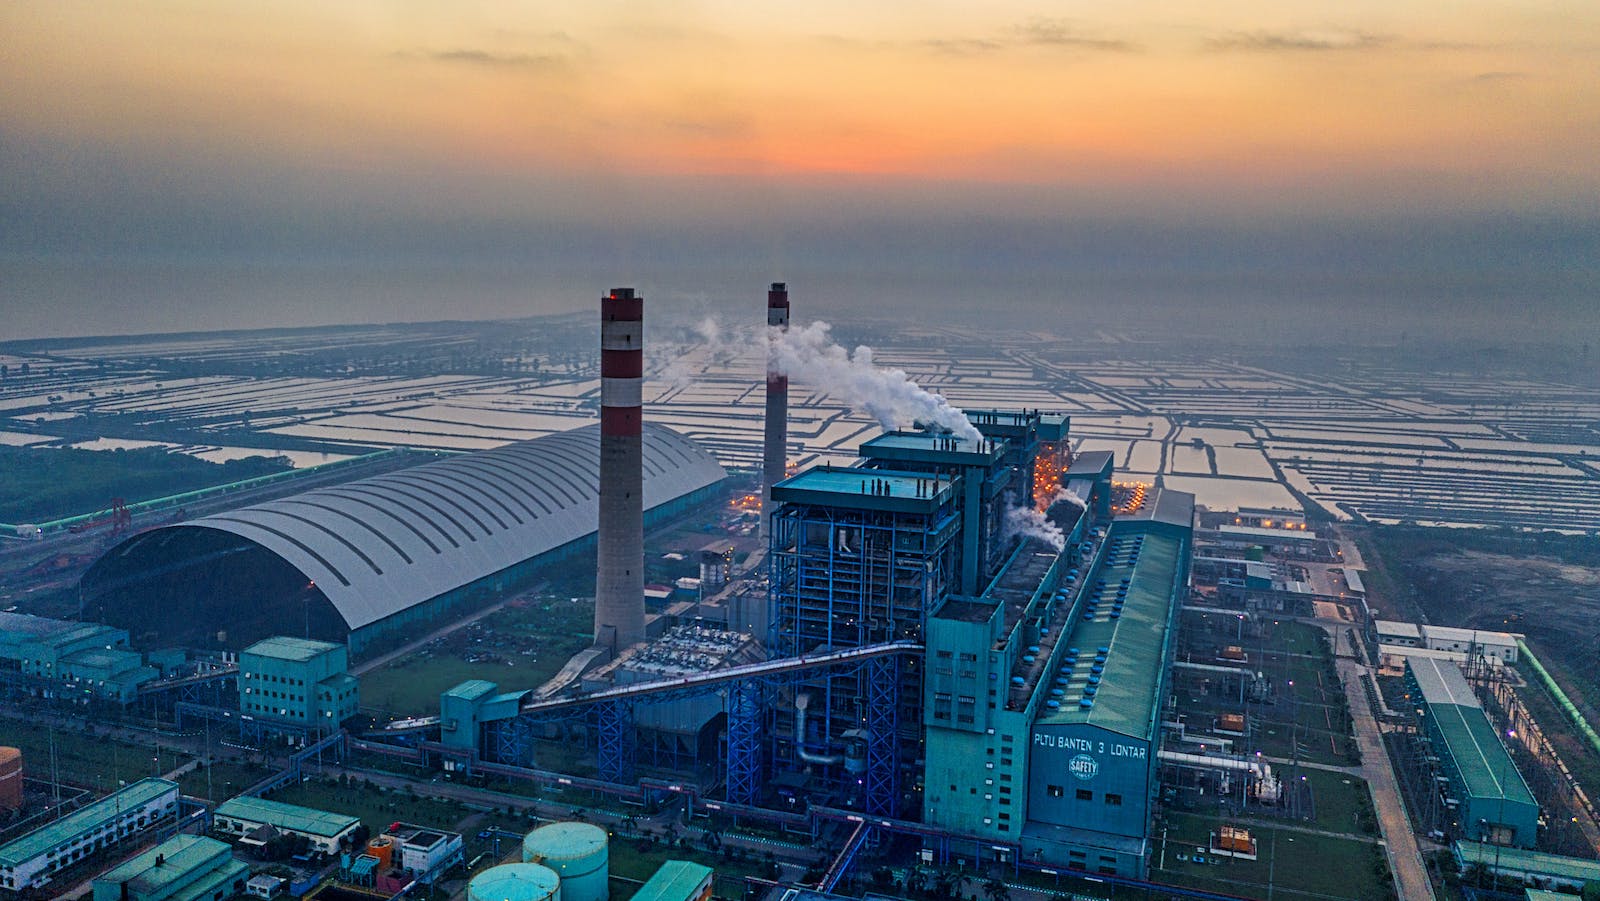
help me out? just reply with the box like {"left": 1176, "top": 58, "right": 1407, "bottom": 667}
{"left": 761, "top": 282, "right": 790, "bottom": 542}
{"left": 596, "top": 288, "right": 645, "bottom": 652}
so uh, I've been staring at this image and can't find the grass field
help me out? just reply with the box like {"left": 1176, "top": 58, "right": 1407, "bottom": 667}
{"left": 609, "top": 838, "right": 773, "bottom": 901}
{"left": 1303, "top": 768, "right": 1377, "bottom": 835}
{"left": 360, "top": 599, "right": 594, "bottom": 717}
{"left": 1155, "top": 812, "right": 1391, "bottom": 901}
{"left": 266, "top": 776, "right": 473, "bottom": 832}
{"left": 0, "top": 721, "right": 190, "bottom": 790}
{"left": 177, "top": 760, "right": 277, "bottom": 802}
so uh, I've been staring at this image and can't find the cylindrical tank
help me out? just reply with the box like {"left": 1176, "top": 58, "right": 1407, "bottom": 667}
{"left": 467, "top": 863, "right": 561, "bottom": 901}
{"left": 366, "top": 836, "right": 394, "bottom": 871}
{"left": 0, "top": 747, "right": 21, "bottom": 812}
{"left": 522, "top": 822, "right": 607, "bottom": 901}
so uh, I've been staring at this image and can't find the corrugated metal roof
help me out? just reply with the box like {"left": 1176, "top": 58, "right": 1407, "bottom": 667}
{"left": 1407, "top": 659, "right": 1536, "bottom": 808}
{"left": 104, "top": 423, "right": 723, "bottom": 633}
{"left": 242, "top": 636, "right": 341, "bottom": 663}
{"left": 632, "top": 859, "right": 714, "bottom": 901}
{"left": 0, "top": 779, "right": 178, "bottom": 866}
{"left": 215, "top": 796, "right": 359, "bottom": 838}
{"left": 1036, "top": 523, "right": 1183, "bottom": 740}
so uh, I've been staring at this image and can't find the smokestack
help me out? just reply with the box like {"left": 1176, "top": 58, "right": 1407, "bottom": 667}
{"left": 596, "top": 287, "right": 645, "bottom": 652}
{"left": 761, "top": 282, "right": 790, "bottom": 542}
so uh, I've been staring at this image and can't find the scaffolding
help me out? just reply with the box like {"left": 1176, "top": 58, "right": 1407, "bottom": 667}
{"left": 767, "top": 491, "right": 958, "bottom": 816}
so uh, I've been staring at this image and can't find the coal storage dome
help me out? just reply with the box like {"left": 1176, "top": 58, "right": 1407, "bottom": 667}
{"left": 81, "top": 423, "right": 724, "bottom": 651}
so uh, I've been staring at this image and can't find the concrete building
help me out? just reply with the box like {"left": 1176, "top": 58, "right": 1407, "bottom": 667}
{"left": 1404, "top": 658, "right": 1538, "bottom": 847}
{"left": 91, "top": 834, "right": 249, "bottom": 901}
{"left": 83, "top": 422, "right": 725, "bottom": 657}
{"left": 0, "top": 612, "right": 157, "bottom": 703}
{"left": 1376, "top": 620, "right": 1521, "bottom": 665}
{"left": 213, "top": 796, "right": 360, "bottom": 855}
{"left": 633, "top": 859, "right": 714, "bottom": 901}
{"left": 238, "top": 636, "right": 358, "bottom": 733}
{"left": 922, "top": 482, "right": 1193, "bottom": 876}
{"left": 0, "top": 778, "right": 179, "bottom": 894}
{"left": 384, "top": 822, "right": 464, "bottom": 883}
{"left": 1453, "top": 841, "right": 1600, "bottom": 893}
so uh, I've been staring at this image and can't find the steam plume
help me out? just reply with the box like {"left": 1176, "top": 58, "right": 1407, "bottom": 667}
{"left": 1003, "top": 504, "right": 1066, "bottom": 552}
{"left": 771, "top": 321, "right": 983, "bottom": 443}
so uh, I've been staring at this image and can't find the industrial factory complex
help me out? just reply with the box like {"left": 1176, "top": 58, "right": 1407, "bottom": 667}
{"left": 1, "top": 283, "right": 1596, "bottom": 901}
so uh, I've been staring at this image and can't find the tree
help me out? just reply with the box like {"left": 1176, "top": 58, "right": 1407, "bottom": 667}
{"left": 982, "top": 876, "right": 1010, "bottom": 901}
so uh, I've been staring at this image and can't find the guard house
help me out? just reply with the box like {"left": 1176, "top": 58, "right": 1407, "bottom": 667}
{"left": 238, "top": 636, "right": 359, "bottom": 737}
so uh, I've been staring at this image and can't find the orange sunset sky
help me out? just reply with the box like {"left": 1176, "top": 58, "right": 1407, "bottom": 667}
{"left": 2, "top": 1, "right": 1598, "bottom": 337}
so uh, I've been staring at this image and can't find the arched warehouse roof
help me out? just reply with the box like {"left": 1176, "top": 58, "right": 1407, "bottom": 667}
{"left": 83, "top": 423, "right": 725, "bottom": 649}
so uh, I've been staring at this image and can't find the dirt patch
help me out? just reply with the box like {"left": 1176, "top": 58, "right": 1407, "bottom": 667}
{"left": 1390, "top": 545, "right": 1600, "bottom": 722}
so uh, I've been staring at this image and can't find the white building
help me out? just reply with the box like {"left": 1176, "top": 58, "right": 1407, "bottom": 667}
{"left": 214, "top": 796, "right": 360, "bottom": 855}
{"left": 387, "top": 823, "right": 465, "bottom": 883}
{"left": 1374, "top": 620, "right": 1521, "bottom": 665}
{"left": 0, "top": 778, "right": 179, "bottom": 893}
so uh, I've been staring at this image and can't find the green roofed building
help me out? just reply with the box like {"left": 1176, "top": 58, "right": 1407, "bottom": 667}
{"left": 922, "top": 486, "right": 1193, "bottom": 878}
{"left": 1454, "top": 841, "right": 1600, "bottom": 893}
{"left": 0, "top": 778, "right": 180, "bottom": 893}
{"left": 1404, "top": 657, "right": 1539, "bottom": 847}
{"left": 0, "top": 611, "right": 158, "bottom": 703}
{"left": 213, "top": 796, "right": 360, "bottom": 855}
{"left": 91, "top": 834, "right": 248, "bottom": 901}
{"left": 239, "top": 636, "right": 359, "bottom": 736}
{"left": 632, "top": 859, "right": 714, "bottom": 901}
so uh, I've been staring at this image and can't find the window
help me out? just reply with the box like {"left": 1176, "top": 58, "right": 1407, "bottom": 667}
{"left": 936, "top": 650, "right": 953, "bottom": 659}
{"left": 1048, "top": 784, "right": 1064, "bottom": 798}
{"left": 1105, "top": 793, "right": 1122, "bottom": 807}
{"left": 1076, "top": 789, "right": 1093, "bottom": 801}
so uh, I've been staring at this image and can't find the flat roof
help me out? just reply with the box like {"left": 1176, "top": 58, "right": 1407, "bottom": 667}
{"left": 1036, "top": 523, "right": 1183, "bottom": 740}
{"left": 1117, "top": 486, "right": 1195, "bottom": 529}
{"left": 1215, "top": 524, "right": 1320, "bottom": 542}
{"left": 242, "top": 636, "right": 342, "bottom": 663}
{"left": 772, "top": 466, "right": 953, "bottom": 514}
{"left": 0, "top": 779, "right": 177, "bottom": 866}
{"left": 1454, "top": 841, "right": 1600, "bottom": 882}
{"left": 1375, "top": 620, "right": 1423, "bottom": 640}
{"left": 93, "top": 834, "right": 231, "bottom": 894}
{"left": 1424, "top": 624, "right": 1520, "bottom": 645}
{"left": 1066, "top": 451, "right": 1114, "bottom": 478}
{"left": 859, "top": 431, "right": 1003, "bottom": 466}
{"left": 442, "top": 679, "right": 498, "bottom": 702}
{"left": 1407, "top": 656, "right": 1481, "bottom": 708}
{"left": 935, "top": 598, "right": 999, "bottom": 625}
{"left": 215, "top": 796, "right": 360, "bottom": 838}
{"left": 631, "top": 859, "right": 715, "bottom": 901}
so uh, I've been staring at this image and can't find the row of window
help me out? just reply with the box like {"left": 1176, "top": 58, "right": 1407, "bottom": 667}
{"left": 1045, "top": 785, "right": 1122, "bottom": 805}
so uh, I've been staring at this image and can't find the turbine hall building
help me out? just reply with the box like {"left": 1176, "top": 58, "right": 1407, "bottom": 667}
{"left": 82, "top": 423, "right": 725, "bottom": 656}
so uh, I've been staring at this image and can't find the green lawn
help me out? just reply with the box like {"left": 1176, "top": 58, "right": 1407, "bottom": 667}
{"left": 266, "top": 776, "right": 473, "bottom": 832}
{"left": 0, "top": 721, "right": 191, "bottom": 790}
{"left": 1303, "top": 768, "right": 1376, "bottom": 835}
{"left": 177, "top": 760, "right": 277, "bottom": 802}
{"left": 360, "top": 600, "right": 594, "bottom": 717}
{"left": 1156, "top": 812, "right": 1392, "bottom": 901}
{"left": 609, "top": 838, "right": 774, "bottom": 900}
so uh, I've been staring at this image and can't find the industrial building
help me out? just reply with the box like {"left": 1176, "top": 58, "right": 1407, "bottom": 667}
{"left": 81, "top": 421, "right": 725, "bottom": 655}
{"left": 212, "top": 796, "right": 361, "bottom": 855}
{"left": 633, "top": 859, "right": 715, "bottom": 901}
{"left": 923, "top": 484, "right": 1193, "bottom": 875}
{"left": 0, "top": 778, "right": 179, "bottom": 893}
{"left": 1452, "top": 841, "right": 1600, "bottom": 893}
{"left": 1404, "top": 657, "right": 1539, "bottom": 847}
{"left": 0, "top": 612, "right": 157, "bottom": 703}
{"left": 1376, "top": 620, "right": 1522, "bottom": 666}
{"left": 238, "top": 636, "right": 359, "bottom": 734}
{"left": 382, "top": 822, "right": 464, "bottom": 884}
{"left": 90, "top": 834, "right": 249, "bottom": 901}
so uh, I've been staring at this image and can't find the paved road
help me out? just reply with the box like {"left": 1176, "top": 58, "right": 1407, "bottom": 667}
{"left": 1332, "top": 650, "right": 1436, "bottom": 901}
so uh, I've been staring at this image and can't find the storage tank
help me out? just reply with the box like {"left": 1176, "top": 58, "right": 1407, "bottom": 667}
{"left": 0, "top": 747, "right": 21, "bottom": 811}
{"left": 467, "top": 863, "right": 561, "bottom": 901}
{"left": 366, "top": 836, "right": 394, "bottom": 871}
{"left": 522, "top": 822, "right": 607, "bottom": 901}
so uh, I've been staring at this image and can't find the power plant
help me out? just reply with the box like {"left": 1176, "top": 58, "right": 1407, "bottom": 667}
{"left": 27, "top": 280, "right": 1532, "bottom": 901}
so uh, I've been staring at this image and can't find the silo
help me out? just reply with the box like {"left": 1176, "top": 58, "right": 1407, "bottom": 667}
{"left": 467, "top": 863, "right": 562, "bottom": 901}
{"left": 0, "top": 747, "right": 20, "bottom": 812}
{"left": 522, "top": 822, "right": 608, "bottom": 901}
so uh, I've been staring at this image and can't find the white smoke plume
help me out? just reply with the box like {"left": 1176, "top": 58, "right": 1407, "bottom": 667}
{"left": 770, "top": 320, "right": 983, "bottom": 443}
{"left": 1053, "top": 486, "right": 1088, "bottom": 511}
{"left": 1003, "top": 505, "right": 1066, "bottom": 552}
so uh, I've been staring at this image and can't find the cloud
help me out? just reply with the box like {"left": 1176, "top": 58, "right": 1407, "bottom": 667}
{"left": 914, "top": 18, "right": 1134, "bottom": 57}
{"left": 422, "top": 48, "right": 565, "bottom": 68}
{"left": 1012, "top": 19, "right": 1136, "bottom": 52}
{"left": 1208, "top": 29, "right": 1390, "bottom": 52}
{"left": 1471, "top": 70, "right": 1529, "bottom": 82}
